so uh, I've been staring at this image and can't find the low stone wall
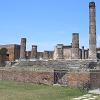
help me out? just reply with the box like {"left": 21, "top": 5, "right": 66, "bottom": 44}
{"left": 0, "top": 68, "right": 100, "bottom": 89}
{"left": 0, "top": 68, "right": 54, "bottom": 85}
{"left": 67, "top": 71, "right": 90, "bottom": 88}
{"left": 54, "top": 70, "right": 90, "bottom": 87}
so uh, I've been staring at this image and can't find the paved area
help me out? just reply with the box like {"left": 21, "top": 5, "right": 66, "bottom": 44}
{"left": 72, "top": 94, "right": 99, "bottom": 100}
{"left": 88, "top": 89, "right": 100, "bottom": 95}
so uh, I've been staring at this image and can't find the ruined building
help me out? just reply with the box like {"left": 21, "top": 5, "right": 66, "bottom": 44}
{"left": 53, "top": 1, "right": 99, "bottom": 60}
{"left": 0, "top": 1, "right": 100, "bottom": 62}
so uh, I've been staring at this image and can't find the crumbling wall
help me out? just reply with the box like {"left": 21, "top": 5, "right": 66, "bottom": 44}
{"left": 0, "top": 67, "right": 100, "bottom": 88}
{"left": 0, "top": 69, "right": 54, "bottom": 85}
{"left": 54, "top": 69, "right": 90, "bottom": 88}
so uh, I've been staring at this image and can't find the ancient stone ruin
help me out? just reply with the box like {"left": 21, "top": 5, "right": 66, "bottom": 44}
{"left": 0, "top": 1, "right": 100, "bottom": 89}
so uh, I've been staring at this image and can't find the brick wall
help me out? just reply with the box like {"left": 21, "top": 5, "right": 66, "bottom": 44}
{"left": 0, "top": 69, "right": 54, "bottom": 85}
{"left": 54, "top": 70, "right": 90, "bottom": 87}
{"left": 0, "top": 68, "right": 100, "bottom": 88}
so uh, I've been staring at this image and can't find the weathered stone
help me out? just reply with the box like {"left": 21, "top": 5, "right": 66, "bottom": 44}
{"left": 85, "top": 50, "right": 88, "bottom": 59}
{"left": 0, "top": 44, "right": 20, "bottom": 61}
{"left": 43, "top": 51, "right": 49, "bottom": 59}
{"left": 89, "top": 1, "right": 97, "bottom": 59}
{"left": 82, "top": 46, "right": 85, "bottom": 59}
{"left": 53, "top": 44, "right": 63, "bottom": 59}
{"left": 71, "top": 33, "right": 79, "bottom": 59}
{"left": 31, "top": 45, "right": 37, "bottom": 59}
{"left": 20, "top": 38, "right": 26, "bottom": 59}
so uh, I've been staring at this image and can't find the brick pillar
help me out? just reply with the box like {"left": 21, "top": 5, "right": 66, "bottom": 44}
{"left": 31, "top": 45, "right": 37, "bottom": 59}
{"left": 20, "top": 38, "right": 26, "bottom": 59}
{"left": 89, "top": 1, "right": 97, "bottom": 59}
{"left": 71, "top": 33, "right": 79, "bottom": 59}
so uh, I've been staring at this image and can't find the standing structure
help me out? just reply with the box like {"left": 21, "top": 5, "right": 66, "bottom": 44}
{"left": 31, "top": 45, "right": 37, "bottom": 59}
{"left": 71, "top": 33, "right": 79, "bottom": 59}
{"left": 53, "top": 44, "right": 63, "bottom": 59}
{"left": 43, "top": 51, "right": 49, "bottom": 59}
{"left": 89, "top": 1, "right": 97, "bottom": 59}
{"left": 20, "top": 38, "right": 26, "bottom": 59}
{"left": 82, "top": 46, "right": 85, "bottom": 59}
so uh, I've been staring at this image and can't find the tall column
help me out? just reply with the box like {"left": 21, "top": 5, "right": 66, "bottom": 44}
{"left": 82, "top": 46, "right": 85, "bottom": 59}
{"left": 71, "top": 33, "right": 79, "bottom": 59}
{"left": 20, "top": 38, "right": 26, "bottom": 59}
{"left": 89, "top": 1, "right": 97, "bottom": 59}
{"left": 31, "top": 45, "right": 37, "bottom": 59}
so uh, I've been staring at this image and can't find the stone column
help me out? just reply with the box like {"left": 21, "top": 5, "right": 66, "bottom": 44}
{"left": 82, "top": 46, "right": 85, "bottom": 59}
{"left": 53, "top": 44, "right": 63, "bottom": 60}
{"left": 89, "top": 1, "right": 97, "bottom": 59}
{"left": 49, "top": 51, "right": 53, "bottom": 59}
{"left": 85, "top": 50, "right": 88, "bottom": 59}
{"left": 20, "top": 38, "right": 26, "bottom": 59}
{"left": 71, "top": 33, "right": 79, "bottom": 59}
{"left": 43, "top": 51, "right": 49, "bottom": 59}
{"left": 31, "top": 45, "right": 37, "bottom": 59}
{"left": 79, "top": 49, "right": 82, "bottom": 59}
{"left": 57, "top": 44, "right": 63, "bottom": 59}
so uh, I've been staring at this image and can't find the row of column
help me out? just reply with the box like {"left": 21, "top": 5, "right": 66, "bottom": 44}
{"left": 20, "top": 1, "right": 97, "bottom": 60}
{"left": 53, "top": 1, "right": 97, "bottom": 60}
{"left": 20, "top": 38, "right": 37, "bottom": 60}
{"left": 54, "top": 33, "right": 89, "bottom": 59}
{"left": 71, "top": 33, "right": 88, "bottom": 59}
{"left": 20, "top": 38, "right": 53, "bottom": 60}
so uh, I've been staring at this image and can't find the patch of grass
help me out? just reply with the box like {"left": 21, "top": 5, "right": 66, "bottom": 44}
{"left": 0, "top": 81, "right": 86, "bottom": 100}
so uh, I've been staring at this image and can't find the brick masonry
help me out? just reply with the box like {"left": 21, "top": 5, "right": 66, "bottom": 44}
{"left": 0, "top": 69, "right": 54, "bottom": 85}
{"left": 0, "top": 68, "right": 100, "bottom": 88}
{"left": 0, "top": 68, "right": 91, "bottom": 87}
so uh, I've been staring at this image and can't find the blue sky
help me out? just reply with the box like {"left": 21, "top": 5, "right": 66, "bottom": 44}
{"left": 0, "top": 0, "right": 100, "bottom": 51}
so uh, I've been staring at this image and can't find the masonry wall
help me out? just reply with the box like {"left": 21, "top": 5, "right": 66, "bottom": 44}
{"left": 0, "top": 69, "right": 54, "bottom": 85}
{"left": 54, "top": 70, "right": 90, "bottom": 88}
{"left": 67, "top": 71, "right": 90, "bottom": 88}
{"left": 0, "top": 68, "right": 100, "bottom": 88}
{"left": 0, "top": 44, "right": 20, "bottom": 61}
{"left": 0, "top": 68, "right": 90, "bottom": 87}
{"left": 90, "top": 70, "right": 100, "bottom": 89}
{"left": 63, "top": 47, "right": 71, "bottom": 59}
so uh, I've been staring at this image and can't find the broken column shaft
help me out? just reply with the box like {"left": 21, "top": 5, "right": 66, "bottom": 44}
{"left": 20, "top": 38, "right": 26, "bottom": 59}
{"left": 71, "top": 33, "right": 79, "bottom": 59}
